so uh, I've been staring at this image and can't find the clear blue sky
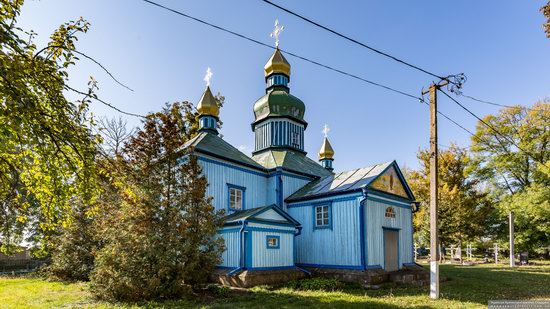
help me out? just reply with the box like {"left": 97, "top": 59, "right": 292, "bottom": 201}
{"left": 19, "top": 0, "right": 550, "bottom": 171}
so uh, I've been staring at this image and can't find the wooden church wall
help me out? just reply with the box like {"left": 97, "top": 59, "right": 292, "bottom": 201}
{"left": 249, "top": 225, "right": 295, "bottom": 269}
{"left": 364, "top": 194, "right": 413, "bottom": 269}
{"left": 198, "top": 157, "right": 268, "bottom": 211}
{"left": 288, "top": 193, "right": 363, "bottom": 268}
{"left": 219, "top": 229, "right": 240, "bottom": 268}
{"left": 281, "top": 174, "right": 312, "bottom": 209}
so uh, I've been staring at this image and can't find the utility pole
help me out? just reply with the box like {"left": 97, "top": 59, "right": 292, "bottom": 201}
{"left": 509, "top": 212, "right": 515, "bottom": 267}
{"left": 422, "top": 80, "right": 448, "bottom": 300}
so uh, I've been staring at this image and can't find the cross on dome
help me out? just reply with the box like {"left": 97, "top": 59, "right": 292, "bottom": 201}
{"left": 204, "top": 67, "right": 213, "bottom": 86}
{"left": 270, "top": 19, "right": 284, "bottom": 48}
{"left": 322, "top": 124, "right": 331, "bottom": 138}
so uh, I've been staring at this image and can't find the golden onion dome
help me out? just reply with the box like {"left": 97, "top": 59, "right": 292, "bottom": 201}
{"left": 197, "top": 86, "right": 219, "bottom": 117}
{"left": 264, "top": 48, "right": 291, "bottom": 77}
{"left": 319, "top": 137, "right": 335, "bottom": 160}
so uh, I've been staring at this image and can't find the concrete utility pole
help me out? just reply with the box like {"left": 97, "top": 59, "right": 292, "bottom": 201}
{"left": 423, "top": 80, "right": 447, "bottom": 300}
{"left": 509, "top": 212, "right": 515, "bottom": 267}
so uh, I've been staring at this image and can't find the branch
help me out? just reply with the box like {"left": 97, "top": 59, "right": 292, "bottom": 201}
{"left": 33, "top": 45, "right": 134, "bottom": 92}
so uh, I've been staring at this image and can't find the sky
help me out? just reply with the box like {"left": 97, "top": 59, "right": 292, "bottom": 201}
{"left": 18, "top": 0, "right": 550, "bottom": 171}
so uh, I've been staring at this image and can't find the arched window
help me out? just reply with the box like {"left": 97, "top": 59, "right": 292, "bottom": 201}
{"left": 385, "top": 207, "right": 396, "bottom": 218}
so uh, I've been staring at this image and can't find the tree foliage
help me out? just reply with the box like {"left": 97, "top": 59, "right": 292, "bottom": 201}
{"left": 542, "top": 1, "right": 550, "bottom": 38}
{"left": 0, "top": 0, "right": 100, "bottom": 255}
{"left": 470, "top": 102, "right": 550, "bottom": 253}
{"left": 90, "top": 103, "right": 225, "bottom": 301}
{"left": 407, "top": 146, "right": 494, "bottom": 248}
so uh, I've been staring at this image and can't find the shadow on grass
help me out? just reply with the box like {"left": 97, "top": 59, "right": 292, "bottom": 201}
{"left": 33, "top": 263, "right": 549, "bottom": 309}
{"left": 423, "top": 264, "right": 550, "bottom": 306}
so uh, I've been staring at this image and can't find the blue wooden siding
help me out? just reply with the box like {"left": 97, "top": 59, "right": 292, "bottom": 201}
{"left": 365, "top": 194, "right": 413, "bottom": 269}
{"left": 219, "top": 230, "right": 240, "bottom": 268}
{"left": 198, "top": 156, "right": 268, "bottom": 212}
{"left": 281, "top": 174, "right": 312, "bottom": 210}
{"left": 288, "top": 194, "right": 362, "bottom": 267}
{"left": 251, "top": 230, "right": 294, "bottom": 268}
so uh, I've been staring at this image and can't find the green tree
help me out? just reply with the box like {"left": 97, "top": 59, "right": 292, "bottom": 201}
{"left": 0, "top": 0, "right": 101, "bottom": 255}
{"left": 407, "top": 146, "right": 494, "bottom": 252}
{"left": 91, "top": 102, "right": 225, "bottom": 301}
{"left": 470, "top": 102, "right": 550, "bottom": 254}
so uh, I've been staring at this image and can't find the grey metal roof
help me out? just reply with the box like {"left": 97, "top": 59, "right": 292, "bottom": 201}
{"left": 252, "top": 149, "right": 333, "bottom": 178}
{"left": 181, "top": 132, "right": 266, "bottom": 171}
{"left": 286, "top": 161, "right": 396, "bottom": 202}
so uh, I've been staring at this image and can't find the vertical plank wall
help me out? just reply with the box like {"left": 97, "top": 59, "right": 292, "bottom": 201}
{"left": 198, "top": 156, "right": 268, "bottom": 211}
{"left": 248, "top": 222, "right": 296, "bottom": 268}
{"left": 219, "top": 230, "right": 240, "bottom": 268}
{"left": 365, "top": 194, "right": 413, "bottom": 269}
{"left": 288, "top": 194, "right": 362, "bottom": 268}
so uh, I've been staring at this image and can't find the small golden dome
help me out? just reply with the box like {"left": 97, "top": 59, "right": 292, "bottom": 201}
{"left": 197, "top": 86, "right": 219, "bottom": 117}
{"left": 319, "top": 137, "right": 334, "bottom": 160}
{"left": 264, "top": 48, "right": 291, "bottom": 77}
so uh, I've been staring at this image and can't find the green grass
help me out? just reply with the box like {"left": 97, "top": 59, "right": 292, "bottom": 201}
{"left": 1, "top": 263, "right": 549, "bottom": 308}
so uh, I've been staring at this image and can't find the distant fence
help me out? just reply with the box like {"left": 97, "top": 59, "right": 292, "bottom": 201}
{"left": 0, "top": 259, "right": 44, "bottom": 275}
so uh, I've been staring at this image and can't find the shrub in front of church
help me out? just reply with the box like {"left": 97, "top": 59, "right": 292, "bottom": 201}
{"left": 90, "top": 103, "right": 225, "bottom": 301}
{"left": 286, "top": 278, "right": 344, "bottom": 291}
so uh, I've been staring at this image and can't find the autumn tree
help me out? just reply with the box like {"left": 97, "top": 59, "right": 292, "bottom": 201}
{"left": 90, "top": 102, "right": 225, "bottom": 301}
{"left": 0, "top": 0, "right": 102, "bottom": 255}
{"left": 407, "top": 146, "right": 494, "bottom": 251}
{"left": 470, "top": 102, "right": 550, "bottom": 254}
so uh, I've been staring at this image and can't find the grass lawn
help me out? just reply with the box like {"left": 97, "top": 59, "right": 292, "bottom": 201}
{"left": 1, "top": 263, "right": 549, "bottom": 308}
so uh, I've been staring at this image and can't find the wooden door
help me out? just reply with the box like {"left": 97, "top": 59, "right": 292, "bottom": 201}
{"left": 384, "top": 229, "right": 399, "bottom": 271}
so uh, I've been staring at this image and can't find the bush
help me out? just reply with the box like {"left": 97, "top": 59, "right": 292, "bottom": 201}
{"left": 206, "top": 284, "right": 231, "bottom": 297}
{"left": 286, "top": 278, "right": 343, "bottom": 291}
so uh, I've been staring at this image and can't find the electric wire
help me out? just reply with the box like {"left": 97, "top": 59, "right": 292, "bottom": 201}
{"left": 440, "top": 89, "right": 549, "bottom": 168}
{"left": 457, "top": 93, "right": 548, "bottom": 112}
{"left": 141, "top": 0, "right": 423, "bottom": 102}
{"left": 260, "top": 0, "right": 448, "bottom": 82}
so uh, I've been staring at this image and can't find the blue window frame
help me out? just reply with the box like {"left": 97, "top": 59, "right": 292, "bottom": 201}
{"left": 313, "top": 204, "right": 331, "bottom": 230}
{"left": 227, "top": 184, "right": 246, "bottom": 212}
{"left": 266, "top": 235, "right": 280, "bottom": 249}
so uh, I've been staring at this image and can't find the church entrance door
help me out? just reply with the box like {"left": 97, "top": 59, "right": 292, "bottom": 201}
{"left": 383, "top": 229, "right": 399, "bottom": 272}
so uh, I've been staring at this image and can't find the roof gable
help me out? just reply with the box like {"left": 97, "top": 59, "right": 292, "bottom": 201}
{"left": 286, "top": 161, "right": 415, "bottom": 202}
{"left": 368, "top": 164, "right": 410, "bottom": 199}
{"left": 224, "top": 205, "right": 300, "bottom": 226}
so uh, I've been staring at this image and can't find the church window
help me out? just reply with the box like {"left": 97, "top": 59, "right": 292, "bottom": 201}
{"left": 228, "top": 185, "right": 245, "bottom": 211}
{"left": 266, "top": 235, "right": 280, "bottom": 249}
{"left": 314, "top": 205, "right": 330, "bottom": 228}
{"left": 385, "top": 207, "right": 396, "bottom": 218}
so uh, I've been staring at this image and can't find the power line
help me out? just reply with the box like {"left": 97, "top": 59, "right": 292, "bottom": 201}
{"left": 259, "top": 0, "right": 449, "bottom": 82}
{"left": 421, "top": 100, "right": 476, "bottom": 136}
{"left": 142, "top": 0, "right": 481, "bottom": 145}
{"left": 440, "top": 89, "right": 549, "bottom": 168}
{"left": 141, "top": 0, "right": 423, "bottom": 102}
{"left": 457, "top": 93, "right": 549, "bottom": 112}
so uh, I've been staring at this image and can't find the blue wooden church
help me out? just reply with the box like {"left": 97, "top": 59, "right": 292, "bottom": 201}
{"left": 184, "top": 48, "right": 418, "bottom": 287}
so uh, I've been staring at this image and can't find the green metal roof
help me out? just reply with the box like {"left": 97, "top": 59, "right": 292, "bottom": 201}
{"left": 252, "top": 149, "right": 333, "bottom": 178}
{"left": 253, "top": 88, "right": 306, "bottom": 125}
{"left": 182, "top": 132, "right": 265, "bottom": 171}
